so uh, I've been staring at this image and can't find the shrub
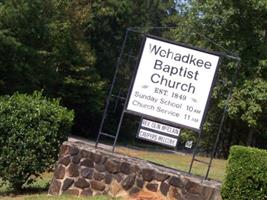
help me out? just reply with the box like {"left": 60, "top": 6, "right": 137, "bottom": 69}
{"left": 221, "top": 145, "right": 267, "bottom": 200}
{"left": 0, "top": 91, "right": 74, "bottom": 190}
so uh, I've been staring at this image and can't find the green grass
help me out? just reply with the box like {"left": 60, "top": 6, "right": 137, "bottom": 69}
{"left": 116, "top": 147, "right": 226, "bottom": 181}
{"left": 0, "top": 172, "right": 52, "bottom": 199}
{"left": 1, "top": 184, "right": 117, "bottom": 200}
{"left": 0, "top": 173, "right": 118, "bottom": 200}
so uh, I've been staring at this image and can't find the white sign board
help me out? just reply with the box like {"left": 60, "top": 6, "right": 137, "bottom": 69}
{"left": 185, "top": 140, "right": 193, "bottom": 149}
{"left": 127, "top": 36, "right": 220, "bottom": 130}
{"left": 141, "top": 119, "right": 180, "bottom": 137}
{"left": 138, "top": 128, "right": 178, "bottom": 147}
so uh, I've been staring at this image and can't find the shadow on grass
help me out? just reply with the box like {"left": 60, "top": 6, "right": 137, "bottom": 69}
{"left": 0, "top": 175, "right": 51, "bottom": 198}
{"left": 0, "top": 184, "right": 50, "bottom": 197}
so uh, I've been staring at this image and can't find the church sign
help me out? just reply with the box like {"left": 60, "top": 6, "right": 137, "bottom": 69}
{"left": 126, "top": 36, "right": 220, "bottom": 131}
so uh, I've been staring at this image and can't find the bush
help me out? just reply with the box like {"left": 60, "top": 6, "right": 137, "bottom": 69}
{"left": 221, "top": 145, "right": 267, "bottom": 200}
{"left": 0, "top": 91, "right": 74, "bottom": 190}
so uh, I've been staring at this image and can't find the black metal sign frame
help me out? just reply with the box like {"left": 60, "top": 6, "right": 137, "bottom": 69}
{"left": 95, "top": 26, "right": 241, "bottom": 180}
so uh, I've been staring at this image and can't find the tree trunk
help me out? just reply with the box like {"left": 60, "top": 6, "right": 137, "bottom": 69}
{"left": 265, "top": 27, "right": 267, "bottom": 43}
{"left": 246, "top": 129, "right": 254, "bottom": 146}
{"left": 225, "top": 128, "right": 233, "bottom": 158}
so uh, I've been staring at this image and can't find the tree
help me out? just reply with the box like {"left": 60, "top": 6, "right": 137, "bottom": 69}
{"left": 81, "top": 0, "right": 171, "bottom": 80}
{"left": 0, "top": 0, "right": 105, "bottom": 134}
{"left": 167, "top": 0, "right": 267, "bottom": 154}
{"left": 68, "top": 0, "right": 172, "bottom": 139}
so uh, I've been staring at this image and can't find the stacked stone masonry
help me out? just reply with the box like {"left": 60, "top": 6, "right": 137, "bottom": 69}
{"left": 49, "top": 141, "right": 222, "bottom": 200}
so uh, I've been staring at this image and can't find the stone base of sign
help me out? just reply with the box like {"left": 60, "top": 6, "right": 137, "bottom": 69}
{"left": 48, "top": 141, "right": 222, "bottom": 200}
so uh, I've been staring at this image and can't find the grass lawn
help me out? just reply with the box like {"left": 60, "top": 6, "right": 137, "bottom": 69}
{"left": 116, "top": 146, "right": 227, "bottom": 181}
{"left": 0, "top": 145, "right": 226, "bottom": 199}
{"left": 0, "top": 172, "right": 51, "bottom": 200}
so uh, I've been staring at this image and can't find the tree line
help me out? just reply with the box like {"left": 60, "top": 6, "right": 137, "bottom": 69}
{"left": 0, "top": 0, "right": 266, "bottom": 157}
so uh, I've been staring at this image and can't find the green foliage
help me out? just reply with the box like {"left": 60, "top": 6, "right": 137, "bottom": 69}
{"left": 178, "top": 131, "right": 197, "bottom": 146}
{"left": 0, "top": 0, "right": 172, "bottom": 137}
{"left": 0, "top": 0, "right": 265, "bottom": 152}
{"left": 67, "top": 0, "right": 171, "bottom": 137}
{"left": 165, "top": 0, "right": 267, "bottom": 151}
{"left": 221, "top": 145, "right": 267, "bottom": 200}
{"left": 228, "top": 78, "right": 267, "bottom": 128}
{"left": 0, "top": 0, "right": 105, "bottom": 135}
{"left": 0, "top": 91, "right": 74, "bottom": 190}
{"left": 77, "top": 0, "right": 170, "bottom": 80}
